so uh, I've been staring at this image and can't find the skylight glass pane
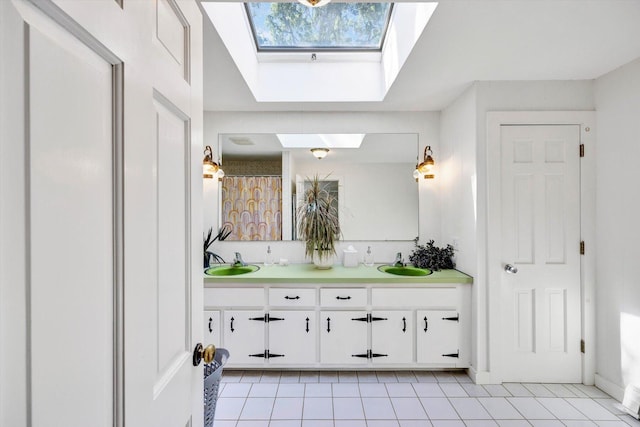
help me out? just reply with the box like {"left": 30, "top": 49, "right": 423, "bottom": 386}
{"left": 245, "top": 2, "right": 393, "bottom": 51}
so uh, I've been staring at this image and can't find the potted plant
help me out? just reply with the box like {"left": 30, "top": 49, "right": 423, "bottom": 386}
{"left": 409, "top": 238, "right": 456, "bottom": 271}
{"left": 203, "top": 225, "right": 232, "bottom": 269}
{"left": 297, "top": 175, "right": 341, "bottom": 269}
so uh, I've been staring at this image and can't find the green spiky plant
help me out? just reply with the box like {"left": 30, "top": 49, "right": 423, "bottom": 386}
{"left": 203, "top": 225, "right": 232, "bottom": 268}
{"left": 297, "top": 175, "right": 341, "bottom": 262}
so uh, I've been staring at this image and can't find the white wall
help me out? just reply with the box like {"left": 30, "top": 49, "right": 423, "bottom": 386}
{"left": 594, "top": 57, "right": 640, "bottom": 395}
{"left": 204, "top": 111, "right": 440, "bottom": 265}
{"left": 439, "top": 80, "right": 595, "bottom": 381}
{"left": 440, "top": 84, "right": 479, "bottom": 372}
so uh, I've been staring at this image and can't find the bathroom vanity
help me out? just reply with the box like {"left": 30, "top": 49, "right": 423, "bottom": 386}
{"left": 203, "top": 264, "right": 472, "bottom": 369}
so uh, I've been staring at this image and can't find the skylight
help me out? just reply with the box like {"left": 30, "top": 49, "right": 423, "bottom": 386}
{"left": 245, "top": 2, "right": 393, "bottom": 51}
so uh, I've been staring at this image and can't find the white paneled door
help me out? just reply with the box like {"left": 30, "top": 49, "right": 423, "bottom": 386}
{"left": 500, "top": 125, "right": 581, "bottom": 382}
{"left": 1, "top": 0, "right": 204, "bottom": 426}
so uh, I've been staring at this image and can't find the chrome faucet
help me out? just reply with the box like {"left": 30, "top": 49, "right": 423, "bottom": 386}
{"left": 232, "top": 252, "right": 247, "bottom": 267}
{"left": 393, "top": 252, "right": 405, "bottom": 267}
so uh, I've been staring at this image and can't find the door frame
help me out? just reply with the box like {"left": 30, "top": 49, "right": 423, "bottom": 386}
{"left": 486, "top": 111, "right": 596, "bottom": 385}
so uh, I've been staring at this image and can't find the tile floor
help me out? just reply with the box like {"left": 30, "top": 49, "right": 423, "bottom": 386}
{"left": 213, "top": 370, "right": 640, "bottom": 427}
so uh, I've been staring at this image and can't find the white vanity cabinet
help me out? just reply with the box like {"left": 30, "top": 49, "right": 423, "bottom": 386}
{"left": 204, "top": 274, "right": 471, "bottom": 369}
{"left": 223, "top": 310, "right": 266, "bottom": 364}
{"left": 320, "top": 311, "right": 369, "bottom": 364}
{"left": 268, "top": 310, "right": 316, "bottom": 365}
{"left": 203, "top": 310, "right": 220, "bottom": 348}
{"left": 416, "top": 310, "right": 461, "bottom": 364}
{"left": 371, "top": 310, "right": 413, "bottom": 364}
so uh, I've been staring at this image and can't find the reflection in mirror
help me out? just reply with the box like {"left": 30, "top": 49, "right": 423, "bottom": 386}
{"left": 218, "top": 133, "right": 419, "bottom": 241}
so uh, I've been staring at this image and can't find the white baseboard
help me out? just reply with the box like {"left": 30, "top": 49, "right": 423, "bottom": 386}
{"left": 595, "top": 374, "right": 625, "bottom": 401}
{"left": 467, "top": 366, "right": 497, "bottom": 384}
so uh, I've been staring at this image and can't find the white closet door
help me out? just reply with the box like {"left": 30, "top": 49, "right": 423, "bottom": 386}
{"left": 499, "top": 124, "right": 581, "bottom": 382}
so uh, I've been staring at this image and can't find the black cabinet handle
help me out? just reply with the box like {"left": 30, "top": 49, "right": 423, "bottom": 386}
{"left": 326, "top": 317, "right": 331, "bottom": 333}
{"left": 284, "top": 296, "right": 300, "bottom": 300}
{"left": 402, "top": 317, "right": 407, "bottom": 333}
{"left": 442, "top": 314, "right": 460, "bottom": 322}
{"left": 208, "top": 317, "right": 213, "bottom": 333}
{"left": 423, "top": 316, "right": 428, "bottom": 332}
{"left": 442, "top": 350, "right": 460, "bottom": 358}
{"left": 230, "top": 317, "right": 235, "bottom": 332}
{"left": 336, "top": 296, "right": 351, "bottom": 300}
{"left": 305, "top": 317, "right": 310, "bottom": 333}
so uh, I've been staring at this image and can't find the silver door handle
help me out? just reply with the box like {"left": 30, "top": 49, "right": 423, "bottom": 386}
{"left": 504, "top": 264, "right": 518, "bottom": 274}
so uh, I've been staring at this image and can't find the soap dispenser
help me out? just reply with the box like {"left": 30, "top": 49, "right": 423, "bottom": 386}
{"left": 264, "top": 245, "right": 274, "bottom": 266}
{"left": 364, "top": 246, "right": 374, "bottom": 267}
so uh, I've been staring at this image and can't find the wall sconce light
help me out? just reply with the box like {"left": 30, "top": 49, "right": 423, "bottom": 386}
{"left": 310, "top": 148, "right": 329, "bottom": 160}
{"left": 203, "top": 145, "right": 219, "bottom": 179}
{"left": 413, "top": 146, "right": 435, "bottom": 180}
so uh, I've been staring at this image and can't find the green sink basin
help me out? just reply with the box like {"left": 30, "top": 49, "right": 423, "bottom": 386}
{"left": 205, "top": 265, "right": 260, "bottom": 276}
{"left": 378, "top": 265, "right": 432, "bottom": 277}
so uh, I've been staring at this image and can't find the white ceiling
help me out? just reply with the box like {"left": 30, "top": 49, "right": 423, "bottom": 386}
{"left": 202, "top": 0, "right": 640, "bottom": 112}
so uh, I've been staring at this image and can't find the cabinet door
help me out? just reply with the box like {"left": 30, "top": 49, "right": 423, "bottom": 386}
{"left": 223, "top": 310, "right": 266, "bottom": 365}
{"left": 268, "top": 311, "right": 316, "bottom": 365}
{"left": 320, "top": 311, "right": 368, "bottom": 365}
{"left": 416, "top": 310, "right": 460, "bottom": 364}
{"left": 371, "top": 311, "right": 413, "bottom": 364}
{"left": 203, "top": 310, "right": 221, "bottom": 347}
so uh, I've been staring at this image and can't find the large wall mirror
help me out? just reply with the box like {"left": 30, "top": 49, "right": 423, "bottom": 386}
{"left": 218, "top": 133, "right": 419, "bottom": 241}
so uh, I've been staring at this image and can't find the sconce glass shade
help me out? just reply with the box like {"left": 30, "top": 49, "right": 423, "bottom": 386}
{"left": 203, "top": 145, "right": 219, "bottom": 179}
{"left": 297, "top": 0, "right": 331, "bottom": 7}
{"left": 310, "top": 148, "right": 330, "bottom": 159}
{"left": 416, "top": 146, "right": 435, "bottom": 179}
{"left": 217, "top": 168, "right": 225, "bottom": 181}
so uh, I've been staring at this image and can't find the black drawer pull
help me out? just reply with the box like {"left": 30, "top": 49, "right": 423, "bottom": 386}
{"left": 285, "top": 296, "right": 300, "bottom": 300}
{"left": 336, "top": 296, "right": 351, "bottom": 300}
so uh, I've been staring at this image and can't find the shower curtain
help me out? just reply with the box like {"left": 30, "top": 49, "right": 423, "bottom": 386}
{"left": 221, "top": 176, "right": 282, "bottom": 240}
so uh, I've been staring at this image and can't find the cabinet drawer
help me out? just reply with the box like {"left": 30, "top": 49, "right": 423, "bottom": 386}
{"left": 371, "top": 288, "right": 457, "bottom": 308}
{"left": 269, "top": 288, "right": 316, "bottom": 306}
{"left": 320, "top": 288, "right": 367, "bottom": 307}
{"left": 204, "top": 288, "right": 264, "bottom": 307}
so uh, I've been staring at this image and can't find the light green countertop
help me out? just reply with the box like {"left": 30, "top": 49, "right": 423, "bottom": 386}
{"left": 203, "top": 263, "right": 472, "bottom": 284}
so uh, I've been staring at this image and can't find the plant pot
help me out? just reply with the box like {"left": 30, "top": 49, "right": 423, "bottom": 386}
{"left": 312, "top": 251, "right": 335, "bottom": 269}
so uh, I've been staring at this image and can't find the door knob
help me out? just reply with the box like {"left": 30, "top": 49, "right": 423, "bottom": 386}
{"left": 192, "top": 343, "right": 216, "bottom": 366}
{"left": 504, "top": 264, "right": 518, "bottom": 274}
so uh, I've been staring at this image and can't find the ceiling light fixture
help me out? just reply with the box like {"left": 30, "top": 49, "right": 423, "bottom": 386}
{"left": 203, "top": 145, "right": 220, "bottom": 179}
{"left": 297, "top": 0, "right": 331, "bottom": 8}
{"left": 310, "top": 148, "right": 330, "bottom": 160}
{"left": 413, "top": 146, "right": 435, "bottom": 180}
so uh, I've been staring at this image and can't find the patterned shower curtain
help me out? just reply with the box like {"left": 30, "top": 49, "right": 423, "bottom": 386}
{"left": 221, "top": 176, "right": 282, "bottom": 240}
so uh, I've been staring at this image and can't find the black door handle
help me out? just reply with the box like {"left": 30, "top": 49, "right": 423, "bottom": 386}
{"left": 423, "top": 316, "right": 428, "bottom": 332}
{"left": 326, "top": 317, "right": 331, "bottom": 333}
{"left": 402, "top": 317, "right": 406, "bottom": 333}
{"left": 208, "top": 317, "right": 213, "bottom": 333}
{"left": 305, "top": 317, "right": 310, "bottom": 333}
{"left": 230, "top": 317, "right": 235, "bottom": 332}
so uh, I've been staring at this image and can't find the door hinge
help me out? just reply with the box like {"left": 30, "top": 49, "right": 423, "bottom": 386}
{"left": 442, "top": 350, "right": 460, "bottom": 358}
{"left": 580, "top": 339, "right": 585, "bottom": 353}
{"left": 580, "top": 241, "right": 585, "bottom": 255}
{"left": 580, "top": 144, "right": 585, "bottom": 157}
{"left": 351, "top": 349, "right": 388, "bottom": 359}
{"left": 249, "top": 350, "right": 285, "bottom": 359}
